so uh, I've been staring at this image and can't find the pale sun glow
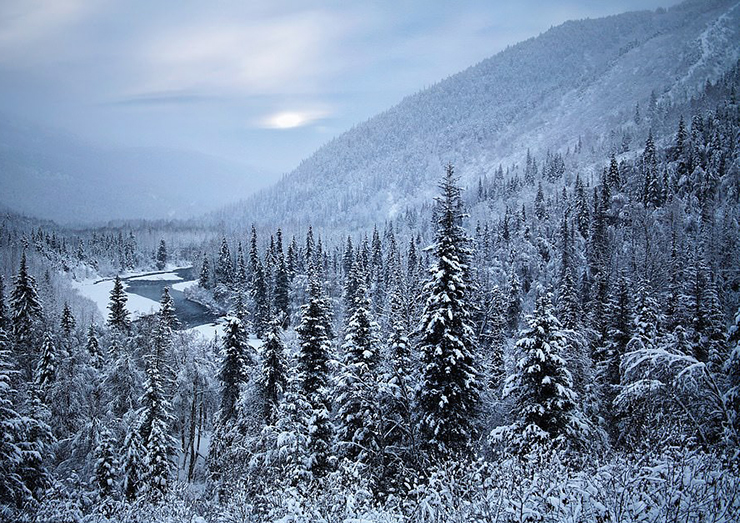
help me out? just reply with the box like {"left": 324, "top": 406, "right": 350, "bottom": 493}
{"left": 261, "top": 110, "right": 327, "bottom": 129}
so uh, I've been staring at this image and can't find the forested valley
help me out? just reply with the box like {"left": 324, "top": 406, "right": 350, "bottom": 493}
{"left": 1, "top": 56, "right": 740, "bottom": 523}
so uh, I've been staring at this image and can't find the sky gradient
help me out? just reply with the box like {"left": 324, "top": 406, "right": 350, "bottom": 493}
{"left": 0, "top": 0, "right": 680, "bottom": 179}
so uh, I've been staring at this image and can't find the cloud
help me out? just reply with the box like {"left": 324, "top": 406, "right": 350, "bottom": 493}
{"left": 0, "top": 0, "right": 94, "bottom": 59}
{"left": 133, "top": 9, "right": 360, "bottom": 97}
{"left": 258, "top": 108, "right": 330, "bottom": 129}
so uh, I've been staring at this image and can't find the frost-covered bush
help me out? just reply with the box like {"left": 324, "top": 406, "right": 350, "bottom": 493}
{"left": 405, "top": 450, "right": 739, "bottom": 523}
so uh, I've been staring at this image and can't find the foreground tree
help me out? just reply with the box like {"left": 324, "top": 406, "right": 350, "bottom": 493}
{"left": 416, "top": 165, "right": 481, "bottom": 458}
{"left": 216, "top": 318, "right": 250, "bottom": 425}
{"left": 335, "top": 282, "right": 381, "bottom": 463}
{"left": 0, "top": 328, "right": 26, "bottom": 510}
{"left": 296, "top": 268, "right": 333, "bottom": 476}
{"left": 259, "top": 317, "right": 287, "bottom": 424}
{"left": 93, "top": 428, "right": 117, "bottom": 500}
{"left": 138, "top": 353, "right": 175, "bottom": 498}
{"left": 492, "top": 295, "right": 590, "bottom": 455}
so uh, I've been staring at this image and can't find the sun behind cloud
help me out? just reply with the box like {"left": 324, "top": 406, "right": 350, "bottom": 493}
{"left": 260, "top": 109, "right": 329, "bottom": 129}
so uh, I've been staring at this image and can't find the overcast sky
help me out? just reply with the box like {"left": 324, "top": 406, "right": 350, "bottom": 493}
{"left": 0, "top": 0, "right": 679, "bottom": 178}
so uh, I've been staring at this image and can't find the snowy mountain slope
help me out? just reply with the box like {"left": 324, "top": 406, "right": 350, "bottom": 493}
{"left": 216, "top": 0, "right": 740, "bottom": 231}
{"left": 0, "top": 117, "right": 272, "bottom": 224}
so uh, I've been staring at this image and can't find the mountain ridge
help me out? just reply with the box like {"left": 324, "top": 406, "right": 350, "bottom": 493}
{"left": 215, "top": 0, "right": 740, "bottom": 232}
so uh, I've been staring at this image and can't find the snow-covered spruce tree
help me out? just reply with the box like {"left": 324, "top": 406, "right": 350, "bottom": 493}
{"left": 138, "top": 352, "right": 175, "bottom": 498}
{"left": 107, "top": 276, "right": 130, "bottom": 332}
{"left": 158, "top": 287, "right": 180, "bottom": 331}
{"left": 725, "top": 306, "right": 740, "bottom": 452}
{"left": 16, "top": 393, "right": 53, "bottom": 504}
{"left": 700, "top": 275, "right": 727, "bottom": 372}
{"left": 335, "top": 281, "right": 381, "bottom": 464}
{"left": 60, "top": 302, "right": 76, "bottom": 339}
{"left": 273, "top": 229, "right": 291, "bottom": 327}
{"left": 251, "top": 257, "right": 271, "bottom": 338}
{"left": 144, "top": 412, "right": 174, "bottom": 499}
{"left": 34, "top": 332, "right": 57, "bottom": 393}
{"left": 0, "top": 327, "right": 26, "bottom": 511}
{"left": 120, "top": 426, "right": 144, "bottom": 501}
{"left": 10, "top": 251, "right": 44, "bottom": 379}
{"left": 376, "top": 274, "right": 415, "bottom": 493}
{"left": 0, "top": 275, "right": 7, "bottom": 330}
{"left": 209, "top": 317, "right": 250, "bottom": 487}
{"left": 199, "top": 253, "right": 211, "bottom": 289}
{"left": 296, "top": 266, "right": 333, "bottom": 476}
{"left": 599, "top": 275, "right": 632, "bottom": 436}
{"left": 216, "top": 318, "right": 250, "bottom": 425}
{"left": 343, "top": 259, "right": 365, "bottom": 320}
{"left": 492, "top": 295, "right": 590, "bottom": 455}
{"left": 156, "top": 239, "right": 167, "bottom": 271}
{"left": 506, "top": 268, "right": 521, "bottom": 335}
{"left": 215, "top": 237, "right": 234, "bottom": 287}
{"left": 631, "top": 280, "right": 662, "bottom": 351}
{"left": 259, "top": 317, "right": 287, "bottom": 424}
{"left": 86, "top": 324, "right": 103, "bottom": 369}
{"left": 416, "top": 164, "right": 480, "bottom": 459}
{"left": 93, "top": 427, "right": 117, "bottom": 500}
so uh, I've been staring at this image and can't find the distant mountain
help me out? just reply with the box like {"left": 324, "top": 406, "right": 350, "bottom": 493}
{"left": 0, "top": 118, "right": 272, "bottom": 224}
{"left": 215, "top": 0, "right": 740, "bottom": 231}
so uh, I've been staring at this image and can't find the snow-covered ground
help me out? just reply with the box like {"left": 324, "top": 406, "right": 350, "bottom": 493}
{"left": 172, "top": 279, "right": 198, "bottom": 292}
{"left": 185, "top": 322, "right": 225, "bottom": 340}
{"left": 70, "top": 277, "right": 160, "bottom": 319}
{"left": 129, "top": 272, "right": 184, "bottom": 281}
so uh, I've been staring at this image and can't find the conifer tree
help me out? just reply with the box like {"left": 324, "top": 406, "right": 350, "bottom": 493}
{"left": 574, "top": 174, "right": 591, "bottom": 239}
{"left": 416, "top": 165, "right": 480, "bottom": 458}
{"left": 273, "top": 251, "right": 290, "bottom": 327}
{"left": 158, "top": 287, "right": 179, "bottom": 331}
{"left": 251, "top": 257, "right": 270, "bottom": 338}
{"left": 0, "top": 275, "right": 7, "bottom": 330}
{"left": 11, "top": 252, "right": 44, "bottom": 379}
{"left": 602, "top": 276, "right": 632, "bottom": 388}
{"left": 151, "top": 302, "right": 175, "bottom": 392}
{"left": 199, "top": 253, "right": 211, "bottom": 289}
{"left": 156, "top": 239, "right": 168, "bottom": 271}
{"left": 259, "top": 317, "right": 287, "bottom": 424}
{"left": 607, "top": 154, "right": 621, "bottom": 189}
{"left": 107, "top": 276, "right": 130, "bottom": 332}
{"left": 215, "top": 237, "right": 233, "bottom": 287}
{"left": 534, "top": 182, "right": 546, "bottom": 220}
{"left": 725, "top": 307, "right": 740, "bottom": 447}
{"left": 121, "top": 424, "right": 144, "bottom": 501}
{"left": 60, "top": 302, "right": 76, "bottom": 338}
{"left": 701, "top": 275, "right": 727, "bottom": 371}
{"left": 34, "top": 332, "right": 57, "bottom": 392}
{"left": 506, "top": 269, "right": 521, "bottom": 335}
{"left": 144, "top": 414, "right": 173, "bottom": 499}
{"left": 16, "top": 395, "right": 53, "bottom": 502}
{"left": 86, "top": 324, "right": 103, "bottom": 368}
{"left": 558, "top": 267, "right": 582, "bottom": 330}
{"left": 236, "top": 242, "right": 247, "bottom": 287}
{"left": 0, "top": 327, "right": 26, "bottom": 509}
{"left": 93, "top": 428, "right": 116, "bottom": 499}
{"left": 335, "top": 283, "right": 381, "bottom": 462}
{"left": 296, "top": 267, "right": 333, "bottom": 475}
{"left": 138, "top": 352, "right": 175, "bottom": 497}
{"left": 631, "top": 280, "right": 662, "bottom": 351}
{"left": 493, "top": 295, "right": 587, "bottom": 454}
{"left": 217, "top": 318, "right": 250, "bottom": 424}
